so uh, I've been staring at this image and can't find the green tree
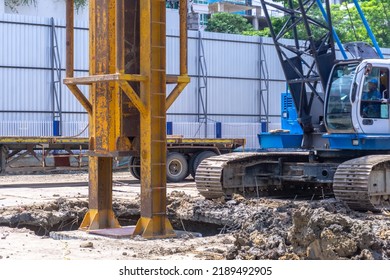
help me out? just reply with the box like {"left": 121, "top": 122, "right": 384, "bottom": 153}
{"left": 205, "top": 12, "right": 255, "bottom": 34}
{"left": 5, "top": 0, "right": 88, "bottom": 12}
{"left": 267, "top": 0, "right": 390, "bottom": 48}
{"left": 330, "top": 0, "right": 390, "bottom": 48}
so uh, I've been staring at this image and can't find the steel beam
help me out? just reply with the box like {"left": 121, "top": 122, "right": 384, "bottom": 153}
{"left": 133, "top": 0, "right": 175, "bottom": 238}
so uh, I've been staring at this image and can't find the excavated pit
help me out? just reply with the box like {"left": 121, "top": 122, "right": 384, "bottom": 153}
{"left": 1, "top": 190, "right": 390, "bottom": 259}
{"left": 0, "top": 194, "right": 222, "bottom": 238}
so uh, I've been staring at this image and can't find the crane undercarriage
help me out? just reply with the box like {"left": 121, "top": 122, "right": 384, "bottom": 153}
{"left": 195, "top": 152, "right": 390, "bottom": 212}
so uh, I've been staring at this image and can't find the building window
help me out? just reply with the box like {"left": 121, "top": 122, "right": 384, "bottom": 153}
{"left": 166, "top": 1, "right": 179, "bottom": 9}
{"left": 200, "top": 13, "right": 210, "bottom": 26}
{"left": 194, "top": 0, "right": 209, "bottom": 4}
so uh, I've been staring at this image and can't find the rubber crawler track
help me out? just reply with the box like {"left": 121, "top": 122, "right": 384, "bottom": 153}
{"left": 333, "top": 155, "right": 390, "bottom": 212}
{"left": 195, "top": 153, "right": 257, "bottom": 199}
{"left": 195, "top": 151, "right": 311, "bottom": 199}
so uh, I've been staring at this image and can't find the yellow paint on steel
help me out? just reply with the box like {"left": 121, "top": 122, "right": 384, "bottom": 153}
{"left": 133, "top": 0, "right": 176, "bottom": 238}
{"left": 115, "top": 0, "right": 124, "bottom": 75}
{"left": 77, "top": 0, "right": 122, "bottom": 230}
{"left": 133, "top": 217, "right": 176, "bottom": 239}
{"left": 118, "top": 80, "right": 147, "bottom": 117}
{"left": 166, "top": 75, "right": 190, "bottom": 110}
{"left": 167, "top": 137, "right": 246, "bottom": 144}
{"left": 64, "top": 1, "right": 92, "bottom": 115}
{"left": 166, "top": 0, "right": 190, "bottom": 110}
{"left": 179, "top": 0, "right": 188, "bottom": 76}
{"left": 0, "top": 137, "right": 89, "bottom": 144}
{"left": 64, "top": 74, "right": 147, "bottom": 85}
{"left": 80, "top": 157, "right": 120, "bottom": 230}
{"left": 79, "top": 209, "right": 120, "bottom": 231}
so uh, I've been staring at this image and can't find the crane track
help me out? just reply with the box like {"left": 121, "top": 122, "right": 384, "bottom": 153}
{"left": 333, "top": 155, "right": 390, "bottom": 212}
{"left": 197, "top": 153, "right": 390, "bottom": 212}
{"left": 195, "top": 153, "right": 254, "bottom": 199}
{"left": 195, "top": 151, "right": 311, "bottom": 199}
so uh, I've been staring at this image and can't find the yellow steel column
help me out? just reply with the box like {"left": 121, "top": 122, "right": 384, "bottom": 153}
{"left": 133, "top": 0, "right": 175, "bottom": 238}
{"left": 79, "top": 0, "right": 120, "bottom": 230}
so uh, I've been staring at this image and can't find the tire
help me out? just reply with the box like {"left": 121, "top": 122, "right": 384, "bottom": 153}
{"left": 189, "top": 152, "right": 201, "bottom": 179}
{"left": 0, "top": 145, "right": 8, "bottom": 175}
{"left": 166, "top": 152, "right": 188, "bottom": 182}
{"left": 192, "top": 151, "right": 217, "bottom": 178}
{"left": 128, "top": 156, "right": 141, "bottom": 180}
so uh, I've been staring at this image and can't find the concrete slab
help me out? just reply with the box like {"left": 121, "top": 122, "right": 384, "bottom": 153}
{"left": 89, "top": 226, "right": 136, "bottom": 238}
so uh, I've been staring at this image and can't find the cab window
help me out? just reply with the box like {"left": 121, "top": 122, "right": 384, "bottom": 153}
{"left": 360, "top": 67, "right": 389, "bottom": 119}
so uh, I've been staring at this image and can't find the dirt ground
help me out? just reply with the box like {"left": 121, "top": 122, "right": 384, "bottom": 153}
{"left": 1, "top": 169, "right": 390, "bottom": 260}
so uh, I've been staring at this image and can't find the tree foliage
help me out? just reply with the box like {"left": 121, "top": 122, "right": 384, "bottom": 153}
{"left": 5, "top": 0, "right": 88, "bottom": 12}
{"left": 205, "top": 12, "right": 254, "bottom": 34}
{"left": 266, "top": 0, "right": 390, "bottom": 48}
{"left": 330, "top": 0, "right": 390, "bottom": 48}
{"left": 5, "top": 0, "right": 36, "bottom": 12}
{"left": 206, "top": 0, "right": 390, "bottom": 48}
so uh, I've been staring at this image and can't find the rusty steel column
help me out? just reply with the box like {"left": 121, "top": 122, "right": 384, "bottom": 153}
{"left": 133, "top": 0, "right": 175, "bottom": 238}
{"left": 79, "top": 0, "right": 121, "bottom": 230}
{"left": 65, "top": 0, "right": 74, "bottom": 78}
{"left": 179, "top": 0, "right": 188, "bottom": 76}
{"left": 65, "top": 0, "right": 92, "bottom": 115}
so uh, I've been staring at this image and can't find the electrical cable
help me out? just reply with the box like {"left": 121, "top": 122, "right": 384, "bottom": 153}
{"left": 69, "top": 124, "right": 89, "bottom": 138}
{"left": 345, "top": 1, "right": 359, "bottom": 41}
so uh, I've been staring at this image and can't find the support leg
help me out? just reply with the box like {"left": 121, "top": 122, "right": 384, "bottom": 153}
{"left": 133, "top": 0, "right": 175, "bottom": 238}
{"left": 80, "top": 156, "right": 120, "bottom": 230}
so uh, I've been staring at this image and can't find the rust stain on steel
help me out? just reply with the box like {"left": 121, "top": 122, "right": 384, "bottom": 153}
{"left": 78, "top": 0, "right": 121, "bottom": 230}
{"left": 179, "top": 0, "right": 188, "bottom": 75}
{"left": 65, "top": 0, "right": 74, "bottom": 78}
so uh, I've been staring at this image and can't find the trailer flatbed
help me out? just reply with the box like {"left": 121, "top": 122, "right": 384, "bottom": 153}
{"left": 0, "top": 136, "right": 245, "bottom": 179}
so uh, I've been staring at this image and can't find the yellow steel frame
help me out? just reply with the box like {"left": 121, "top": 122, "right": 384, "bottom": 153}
{"left": 0, "top": 137, "right": 89, "bottom": 145}
{"left": 64, "top": 0, "right": 189, "bottom": 238}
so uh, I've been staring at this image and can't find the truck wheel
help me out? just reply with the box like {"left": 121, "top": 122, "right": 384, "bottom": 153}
{"left": 129, "top": 156, "right": 141, "bottom": 180}
{"left": 0, "top": 145, "right": 7, "bottom": 175}
{"left": 193, "top": 151, "right": 217, "bottom": 178}
{"left": 167, "top": 152, "right": 188, "bottom": 182}
{"left": 189, "top": 152, "right": 201, "bottom": 178}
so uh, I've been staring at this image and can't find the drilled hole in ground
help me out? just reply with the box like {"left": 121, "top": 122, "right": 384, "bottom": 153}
{"left": 1, "top": 214, "right": 224, "bottom": 238}
{"left": 119, "top": 215, "right": 223, "bottom": 237}
{"left": 169, "top": 218, "right": 222, "bottom": 237}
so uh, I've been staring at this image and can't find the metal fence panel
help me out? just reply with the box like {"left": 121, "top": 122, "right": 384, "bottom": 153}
{"left": 2, "top": 11, "right": 390, "bottom": 147}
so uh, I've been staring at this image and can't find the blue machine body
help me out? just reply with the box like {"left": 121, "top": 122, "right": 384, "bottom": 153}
{"left": 259, "top": 92, "right": 390, "bottom": 150}
{"left": 258, "top": 93, "right": 303, "bottom": 149}
{"left": 324, "top": 133, "right": 390, "bottom": 150}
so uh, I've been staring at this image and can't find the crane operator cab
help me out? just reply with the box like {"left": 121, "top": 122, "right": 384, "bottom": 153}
{"left": 324, "top": 59, "right": 390, "bottom": 150}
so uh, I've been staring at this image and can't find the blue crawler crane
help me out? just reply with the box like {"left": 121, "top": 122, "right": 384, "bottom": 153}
{"left": 195, "top": 0, "right": 390, "bottom": 212}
